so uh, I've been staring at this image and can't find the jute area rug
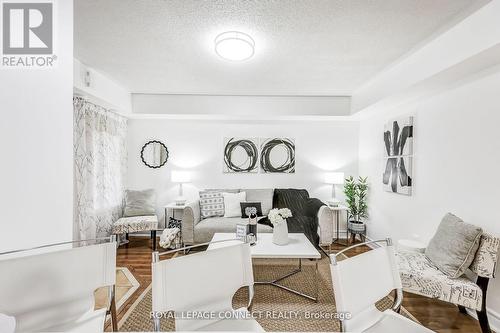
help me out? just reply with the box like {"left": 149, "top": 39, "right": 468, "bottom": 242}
{"left": 119, "top": 256, "right": 418, "bottom": 332}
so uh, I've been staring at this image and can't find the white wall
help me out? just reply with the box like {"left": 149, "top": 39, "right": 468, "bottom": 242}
{"left": 0, "top": 1, "right": 73, "bottom": 252}
{"left": 74, "top": 58, "right": 132, "bottom": 114}
{"left": 126, "top": 118, "right": 359, "bottom": 223}
{"left": 358, "top": 67, "right": 500, "bottom": 323}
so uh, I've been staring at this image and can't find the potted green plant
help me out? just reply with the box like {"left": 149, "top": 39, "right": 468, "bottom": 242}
{"left": 343, "top": 176, "right": 368, "bottom": 232}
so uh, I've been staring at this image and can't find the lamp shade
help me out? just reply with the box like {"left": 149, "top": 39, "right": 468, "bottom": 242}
{"left": 171, "top": 171, "right": 191, "bottom": 183}
{"left": 325, "top": 172, "right": 345, "bottom": 185}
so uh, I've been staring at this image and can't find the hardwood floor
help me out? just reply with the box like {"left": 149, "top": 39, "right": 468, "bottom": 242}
{"left": 106, "top": 236, "right": 173, "bottom": 331}
{"left": 107, "top": 236, "right": 486, "bottom": 333}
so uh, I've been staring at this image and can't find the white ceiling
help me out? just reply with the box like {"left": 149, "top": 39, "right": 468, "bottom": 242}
{"left": 75, "top": 0, "right": 488, "bottom": 96}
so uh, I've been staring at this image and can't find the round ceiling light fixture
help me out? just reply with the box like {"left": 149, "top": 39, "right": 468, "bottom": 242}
{"left": 215, "top": 31, "right": 255, "bottom": 61}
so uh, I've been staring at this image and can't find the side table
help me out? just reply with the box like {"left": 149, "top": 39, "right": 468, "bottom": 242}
{"left": 327, "top": 205, "right": 349, "bottom": 249}
{"left": 164, "top": 203, "right": 186, "bottom": 249}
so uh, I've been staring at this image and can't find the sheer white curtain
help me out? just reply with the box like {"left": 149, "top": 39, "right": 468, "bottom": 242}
{"left": 73, "top": 97, "right": 128, "bottom": 240}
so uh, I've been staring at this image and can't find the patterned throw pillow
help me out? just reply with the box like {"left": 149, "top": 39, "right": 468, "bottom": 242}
{"left": 199, "top": 191, "right": 225, "bottom": 219}
{"left": 168, "top": 217, "right": 182, "bottom": 229}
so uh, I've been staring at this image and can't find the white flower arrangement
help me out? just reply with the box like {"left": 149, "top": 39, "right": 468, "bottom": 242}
{"left": 268, "top": 208, "right": 292, "bottom": 226}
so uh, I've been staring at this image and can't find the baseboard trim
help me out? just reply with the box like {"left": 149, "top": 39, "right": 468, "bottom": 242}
{"left": 466, "top": 307, "right": 500, "bottom": 333}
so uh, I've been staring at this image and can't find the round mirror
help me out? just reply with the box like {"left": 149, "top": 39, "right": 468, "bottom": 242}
{"left": 141, "top": 140, "right": 169, "bottom": 169}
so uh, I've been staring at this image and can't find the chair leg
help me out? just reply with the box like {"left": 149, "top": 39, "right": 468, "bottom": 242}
{"left": 392, "top": 289, "right": 403, "bottom": 313}
{"left": 109, "top": 287, "right": 118, "bottom": 332}
{"left": 477, "top": 308, "right": 491, "bottom": 333}
{"left": 458, "top": 305, "right": 467, "bottom": 314}
{"left": 153, "top": 317, "right": 161, "bottom": 332}
{"left": 477, "top": 277, "right": 491, "bottom": 333}
{"left": 125, "top": 233, "right": 129, "bottom": 241}
{"left": 151, "top": 230, "right": 157, "bottom": 251}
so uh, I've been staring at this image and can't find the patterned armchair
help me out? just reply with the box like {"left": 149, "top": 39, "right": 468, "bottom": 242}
{"left": 397, "top": 233, "right": 500, "bottom": 333}
{"left": 112, "top": 189, "right": 159, "bottom": 250}
{"left": 112, "top": 216, "right": 159, "bottom": 250}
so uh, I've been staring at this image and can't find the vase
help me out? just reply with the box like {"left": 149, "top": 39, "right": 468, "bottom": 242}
{"left": 273, "top": 221, "right": 289, "bottom": 245}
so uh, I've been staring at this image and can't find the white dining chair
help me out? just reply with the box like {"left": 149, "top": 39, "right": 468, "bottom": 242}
{"left": 330, "top": 238, "right": 434, "bottom": 333}
{"left": 152, "top": 240, "right": 263, "bottom": 331}
{"left": 0, "top": 237, "right": 117, "bottom": 332}
{"left": 0, "top": 313, "right": 16, "bottom": 333}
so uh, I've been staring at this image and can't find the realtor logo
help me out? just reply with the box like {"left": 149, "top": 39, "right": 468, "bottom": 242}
{"left": 1, "top": 0, "right": 56, "bottom": 67}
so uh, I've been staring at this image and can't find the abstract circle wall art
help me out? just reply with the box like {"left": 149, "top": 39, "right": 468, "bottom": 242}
{"left": 223, "top": 137, "right": 259, "bottom": 173}
{"left": 260, "top": 138, "right": 295, "bottom": 173}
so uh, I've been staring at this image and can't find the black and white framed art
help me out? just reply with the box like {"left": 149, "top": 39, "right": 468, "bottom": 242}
{"left": 223, "top": 137, "right": 259, "bottom": 173}
{"left": 383, "top": 116, "right": 413, "bottom": 195}
{"left": 259, "top": 138, "right": 295, "bottom": 173}
{"left": 223, "top": 137, "right": 296, "bottom": 173}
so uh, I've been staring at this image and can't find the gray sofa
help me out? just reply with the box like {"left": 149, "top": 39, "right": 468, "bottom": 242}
{"left": 181, "top": 188, "right": 334, "bottom": 246}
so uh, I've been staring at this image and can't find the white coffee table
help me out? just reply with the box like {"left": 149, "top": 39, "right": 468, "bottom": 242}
{"left": 209, "top": 233, "right": 321, "bottom": 302}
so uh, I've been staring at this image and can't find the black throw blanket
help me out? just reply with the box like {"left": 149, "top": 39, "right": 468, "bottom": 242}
{"left": 258, "top": 189, "right": 325, "bottom": 247}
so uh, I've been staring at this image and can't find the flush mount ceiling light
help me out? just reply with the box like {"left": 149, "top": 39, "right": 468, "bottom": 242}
{"left": 215, "top": 31, "right": 255, "bottom": 61}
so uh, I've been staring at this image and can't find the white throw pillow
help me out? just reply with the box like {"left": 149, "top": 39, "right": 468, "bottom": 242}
{"left": 223, "top": 192, "right": 247, "bottom": 218}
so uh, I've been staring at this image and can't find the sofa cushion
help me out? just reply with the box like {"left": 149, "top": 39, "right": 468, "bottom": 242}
{"left": 243, "top": 189, "right": 274, "bottom": 215}
{"left": 123, "top": 189, "right": 156, "bottom": 217}
{"left": 425, "top": 213, "right": 482, "bottom": 278}
{"left": 199, "top": 191, "right": 225, "bottom": 219}
{"left": 206, "top": 189, "right": 240, "bottom": 193}
{"left": 398, "top": 251, "right": 483, "bottom": 311}
{"left": 194, "top": 217, "right": 273, "bottom": 244}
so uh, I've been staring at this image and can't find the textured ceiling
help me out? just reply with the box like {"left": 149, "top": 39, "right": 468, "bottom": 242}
{"left": 75, "top": 0, "right": 488, "bottom": 95}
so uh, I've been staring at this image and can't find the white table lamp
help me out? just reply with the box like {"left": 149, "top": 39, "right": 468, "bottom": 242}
{"left": 171, "top": 171, "right": 191, "bottom": 206}
{"left": 325, "top": 172, "right": 344, "bottom": 207}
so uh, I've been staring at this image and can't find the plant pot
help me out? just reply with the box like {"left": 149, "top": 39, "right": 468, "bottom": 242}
{"left": 272, "top": 221, "right": 289, "bottom": 245}
{"left": 348, "top": 220, "right": 366, "bottom": 233}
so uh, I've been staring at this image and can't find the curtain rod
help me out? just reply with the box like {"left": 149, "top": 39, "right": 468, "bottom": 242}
{"left": 73, "top": 95, "right": 127, "bottom": 120}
